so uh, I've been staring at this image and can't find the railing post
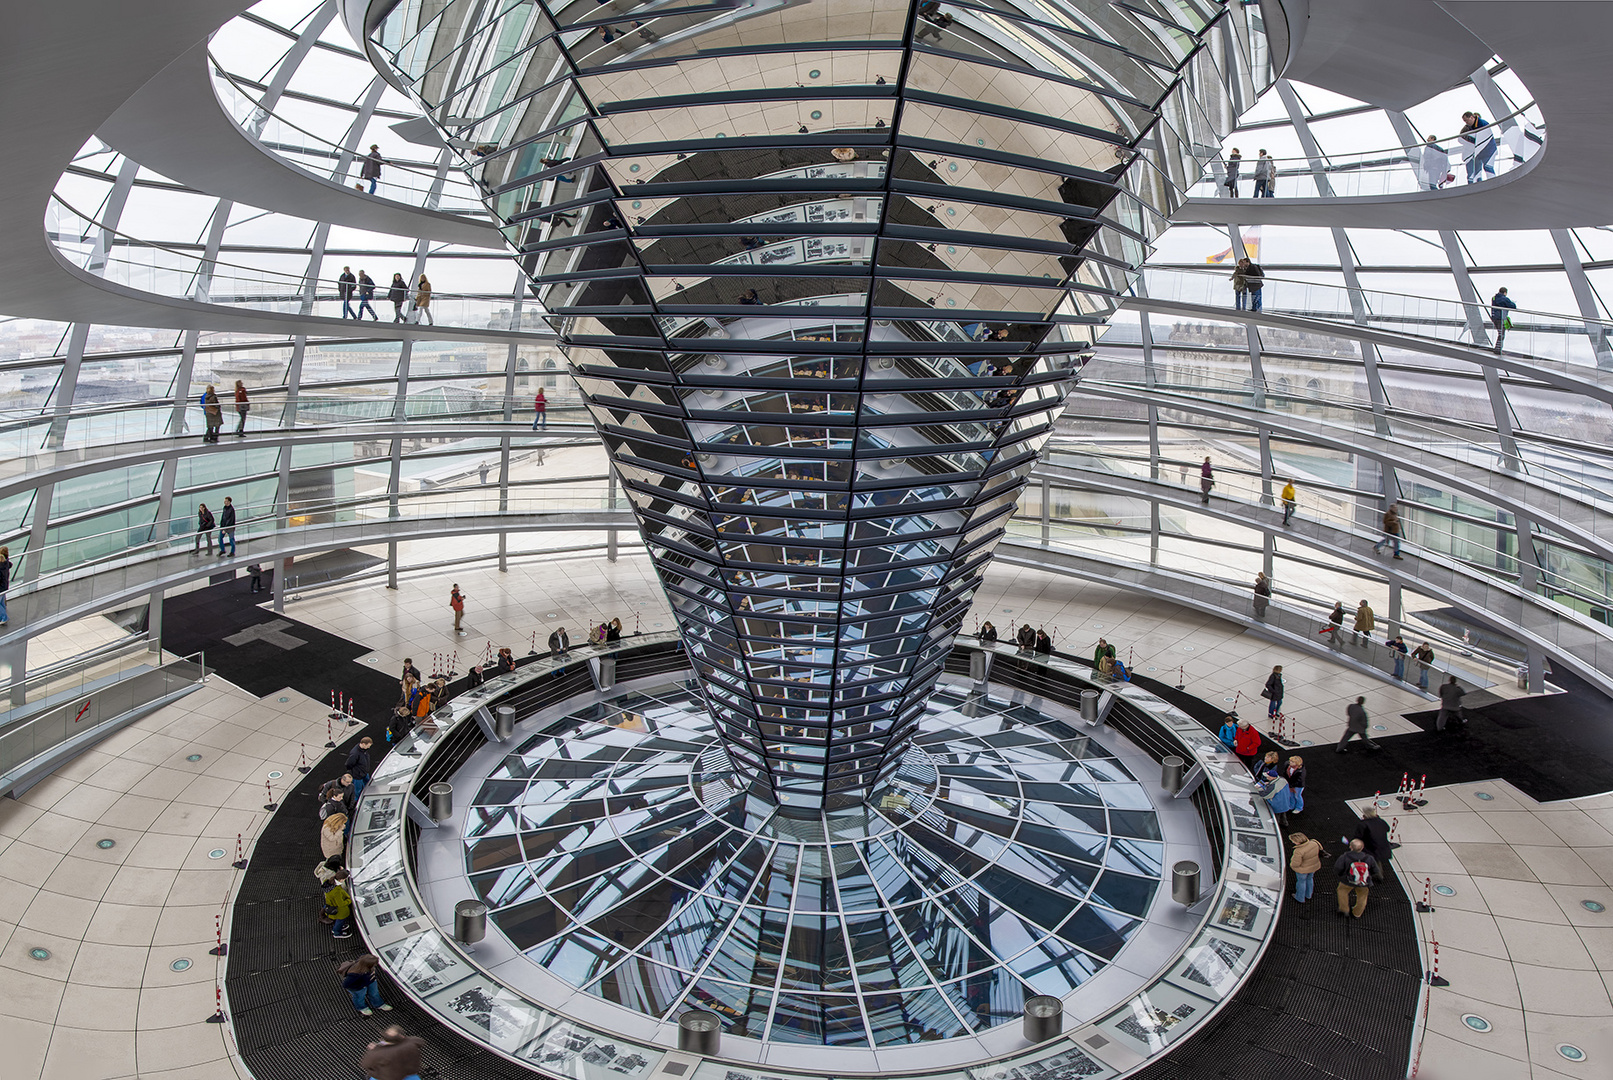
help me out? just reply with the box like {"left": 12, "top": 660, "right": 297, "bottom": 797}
{"left": 1040, "top": 477, "right": 1051, "bottom": 544}
{"left": 3, "top": 639, "right": 26, "bottom": 707}
{"left": 607, "top": 471, "right": 619, "bottom": 562}
{"left": 147, "top": 588, "right": 164, "bottom": 655}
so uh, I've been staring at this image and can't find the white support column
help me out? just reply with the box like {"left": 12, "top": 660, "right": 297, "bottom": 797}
{"left": 147, "top": 587, "right": 164, "bottom": 655}
{"left": 1040, "top": 477, "right": 1051, "bottom": 544}
{"left": 607, "top": 470, "right": 619, "bottom": 562}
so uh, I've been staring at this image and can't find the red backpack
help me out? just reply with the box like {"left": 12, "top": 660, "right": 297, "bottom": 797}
{"left": 1346, "top": 856, "right": 1372, "bottom": 887}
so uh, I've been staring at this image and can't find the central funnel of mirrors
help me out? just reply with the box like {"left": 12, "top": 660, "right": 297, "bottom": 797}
{"left": 360, "top": 0, "right": 1270, "bottom": 809}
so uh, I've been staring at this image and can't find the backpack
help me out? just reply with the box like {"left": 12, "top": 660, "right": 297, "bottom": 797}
{"left": 1346, "top": 857, "right": 1372, "bottom": 887}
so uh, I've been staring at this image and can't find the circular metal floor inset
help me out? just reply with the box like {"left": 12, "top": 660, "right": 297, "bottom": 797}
{"left": 1434, "top": 884, "right": 1456, "bottom": 897}
{"left": 1581, "top": 900, "right": 1606, "bottom": 913}
{"left": 463, "top": 684, "right": 1165, "bottom": 1048}
{"left": 1462, "top": 1014, "right": 1492, "bottom": 1033}
{"left": 1557, "top": 1043, "right": 1587, "bottom": 1062}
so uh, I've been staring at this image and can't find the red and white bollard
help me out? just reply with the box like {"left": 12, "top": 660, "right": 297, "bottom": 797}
{"left": 232, "top": 833, "right": 248, "bottom": 870}
{"left": 1390, "top": 816, "right": 1400, "bottom": 843}
{"left": 263, "top": 777, "right": 278, "bottom": 811}
{"left": 325, "top": 714, "right": 336, "bottom": 748}
{"left": 204, "top": 977, "right": 227, "bottom": 1023}
{"left": 345, "top": 691, "right": 359, "bottom": 727}
{"left": 450, "top": 650, "right": 459, "bottom": 677}
{"left": 209, "top": 911, "right": 227, "bottom": 957}
{"left": 1416, "top": 876, "right": 1435, "bottom": 913}
{"left": 296, "top": 744, "right": 309, "bottom": 774}
{"left": 1176, "top": 664, "right": 1185, "bottom": 690}
{"left": 328, "top": 691, "right": 341, "bottom": 720}
{"left": 1426, "top": 936, "right": 1449, "bottom": 986}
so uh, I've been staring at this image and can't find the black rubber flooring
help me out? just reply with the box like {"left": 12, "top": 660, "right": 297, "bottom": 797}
{"left": 206, "top": 584, "right": 1613, "bottom": 1080}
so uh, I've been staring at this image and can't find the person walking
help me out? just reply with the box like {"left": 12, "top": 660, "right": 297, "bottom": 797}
{"left": 357, "top": 270, "right": 379, "bottom": 320}
{"left": 1460, "top": 112, "right": 1497, "bottom": 183}
{"left": 1326, "top": 600, "right": 1345, "bottom": 648}
{"left": 1335, "top": 839, "right": 1379, "bottom": 919}
{"left": 532, "top": 387, "right": 547, "bottom": 430}
{"left": 339, "top": 955, "right": 393, "bottom": 1016}
{"left": 1252, "top": 150, "right": 1275, "bottom": 198}
{"left": 1490, "top": 286, "right": 1516, "bottom": 353}
{"left": 319, "top": 773, "right": 355, "bottom": 807}
{"left": 360, "top": 1026, "right": 425, "bottom": 1080}
{"left": 1436, "top": 674, "right": 1466, "bottom": 731}
{"left": 1413, "top": 641, "right": 1435, "bottom": 691}
{"left": 1420, "top": 134, "right": 1450, "bottom": 190}
{"left": 0, "top": 544, "right": 11, "bottom": 625}
{"left": 1355, "top": 805, "right": 1393, "bottom": 882}
{"left": 194, "top": 503, "right": 216, "bottom": 555}
{"left": 1223, "top": 148, "right": 1241, "bottom": 197}
{"left": 1262, "top": 664, "right": 1284, "bottom": 720}
{"left": 360, "top": 144, "right": 385, "bottom": 194}
{"left": 1289, "top": 832, "right": 1323, "bottom": 903}
{"left": 346, "top": 736, "right": 374, "bottom": 799}
{"left": 412, "top": 274, "right": 434, "bottom": 325}
{"left": 1336, "top": 695, "right": 1380, "bottom": 752}
{"left": 1373, "top": 502, "right": 1403, "bottom": 559}
{"left": 1388, "top": 634, "right": 1408, "bottom": 680}
{"left": 325, "top": 869, "right": 354, "bottom": 938}
{"left": 1352, "top": 599, "right": 1375, "bottom": 645}
{"left": 1280, "top": 478, "right": 1296, "bottom": 525}
{"left": 338, "top": 266, "right": 358, "bottom": 319}
{"left": 200, "top": 384, "right": 223, "bottom": 442}
{"left": 218, "top": 496, "right": 236, "bottom": 557}
{"left": 450, "top": 583, "right": 466, "bottom": 634}
{"left": 321, "top": 810, "right": 348, "bottom": 860}
{"left": 388, "top": 273, "right": 409, "bottom": 321}
{"left": 233, "top": 380, "right": 250, "bottom": 436}
{"left": 1252, "top": 571, "right": 1271, "bottom": 619}
{"left": 1231, "top": 259, "right": 1249, "bottom": 311}
{"left": 1199, "top": 456, "right": 1213, "bottom": 504}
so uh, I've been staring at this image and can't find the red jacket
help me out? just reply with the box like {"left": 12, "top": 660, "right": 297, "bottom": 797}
{"left": 1234, "top": 724, "right": 1261, "bottom": 756}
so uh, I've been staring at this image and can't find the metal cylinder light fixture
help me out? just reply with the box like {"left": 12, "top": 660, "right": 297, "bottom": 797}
{"left": 428, "top": 782, "right": 453, "bottom": 822}
{"left": 1172, "top": 861, "right": 1202, "bottom": 907}
{"left": 1161, "top": 755, "right": 1186, "bottom": 794}
{"left": 454, "top": 899, "right": 488, "bottom": 947}
{"left": 678, "top": 1010, "right": 722, "bottom": 1055}
{"left": 1022, "top": 995, "right": 1063, "bottom": 1042}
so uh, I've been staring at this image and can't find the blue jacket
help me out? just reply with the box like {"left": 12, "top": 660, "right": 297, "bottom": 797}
{"left": 1491, "top": 292, "right": 1516, "bottom": 322}
{"left": 1218, "top": 720, "right": 1237, "bottom": 749}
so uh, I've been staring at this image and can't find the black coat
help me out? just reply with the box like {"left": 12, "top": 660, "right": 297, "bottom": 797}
{"left": 197, "top": 508, "right": 215, "bottom": 530}
{"left": 388, "top": 280, "right": 407, "bottom": 303}
{"left": 1264, "top": 672, "right": 1283, "bottom": 700}
{"left": 219, "top": 503, "right": 236, "bottom": 528}
{"left": 1355, "top": 816, "right": 1392, "bottom": 862}
{"left": 1335, "top": 850, "right": 1380, "bottom": 884}
{"left": 345, "top": 745, "right": 372, "bottom": 780}
{"left": 979, "top": 627, "right": 997, "bottom": 644}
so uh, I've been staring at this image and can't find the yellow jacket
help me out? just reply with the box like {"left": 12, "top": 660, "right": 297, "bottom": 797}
{"left": 1281, "top": 483, "right": 1295, "bottom": 503}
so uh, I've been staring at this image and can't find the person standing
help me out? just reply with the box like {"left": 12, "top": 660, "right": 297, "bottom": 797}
{"left": 412, "top": 274, "right": 434, "bottom": 325}
{"left": 1218, "top": 714, "right": 1238, "bottom": 750}
{"left": 1092, "top": 636, "right": 1115, "bottom": 674}
{"left": 1233, "top": 717, "right": 1262, "bottom": 759}
{"left": 402, "top": 657, "right": 422, "bottom": 684}
{"left": 1336, "top": 695, "right": 1380, "bottom": 752}
{"left": 1420, "top": 134, "right": 1450, "bottom": 190}
{"left": 1283, "top": 755, "right": 1306, "bottom": 813}
{"left": 360, "top": 1027, "right": 425, "bottom": 1080}
{"left": 247, "top": 562, "right": 264, "bottom": 593}
{"left": 978, "top": 621, "right": 997, "bottom": 645}
{"left": 1352, "top": 599, "right": 1375, "bottom": 645}
{"left": 218, "top": 496, "right": 236, "bottom": 557}
{"left": 1034, "top": 628, "right": 1053, "bottom": 655}
{"left": 338, "top": 266, "right": 358, "bottom": 319}
{"left": 1461, "top": 112, "right": 1497, "bottom": 183}
{"left": 1436, "top": 674, "right": 1466, "bottom": 731}
{"left": 200, "top": 385, "right": 223, "bottom": 442}
{"left": 194, "top": 503, "right": 216, "bottom": 555}
{"left": 548, "top": 626, "right": 570, "bottom": 657}
{"left": 233, "top": 380, "right": 250, "bottom": 436}
{"left": 1252, "top": 150, "right": 1274, "bottom": 198}
{"left": 1016, "top": 623, "right": 1036, "bottom": 651}
{"left": 1223, "top": 148, "right": 1241, "bottom": 197}
{"left": 1243, "top": 257, "right": 1265, "bottom": 311}
{"left": 1490, "top": 286, "right": 1516, "bottom": 353}
{"left": 1252, "top": 571, "right": 1271, "bottom": 619}
{"left": 1373, "top": 502, "right": 1403, "bottom": 559}
{"left": 361, "top": 144, "right": 385, "bottom": 195}
{"left": 346, "top": 736, "right": 374, "bottom": 799}
{"left": 325, "top": 869, "right": 354, "bottom": 938}
{"left": 532, "top": 387, "right": 547, "bottom": 430}
{"left": 1335, "top": 839, "right": 1379, "bottom": 918}
{"left": 388, "top": 273, "right": 409, "bottom": 321}
{"left": 0, "top": 544, "right": 11, "bottom": 625}
{"left": 1355, "top": 806, "right": 1393, "bottom": 881}
{"left": 1413, "top": 641, "right": 1435, "bottom": 691}
{"left": 1262, "top": 664, "right": 1284, "bottom": 720}
{"left": 1280, "top": 478, "right": 1296, "bottom": 525}
{"left": 1289, "top": 831, "right": 1323, "bottom": 903}
{"left": 1231, "top": 259, "right": 1249, "bottom": 311}
{"left": 1199, "top": 456, "right": 1214, "bottom": 504}
{"left": 357, "top": 270, "right": 379, "bottom": 320}
{"left": 339, "top": 955, "right": 392, "bottom": 1016}
{"left": 450, "top": 583, "right": 466, "bottom": 634}
{"left": 321, "top": 809, "right": 347, "bottom": 859}
{"left": 1387, "top": 634, "right": 1408, "bottom": 680}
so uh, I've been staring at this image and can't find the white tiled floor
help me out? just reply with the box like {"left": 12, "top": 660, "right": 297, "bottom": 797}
{"left": 1371, "top": 781, "right": 1613, "bottom": 1080}
{"left": 0, "top": 553, "right": 1574, "bottom": 1079}
{"left": 0, "top": 680, "right": 338, "bottom": 1080}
